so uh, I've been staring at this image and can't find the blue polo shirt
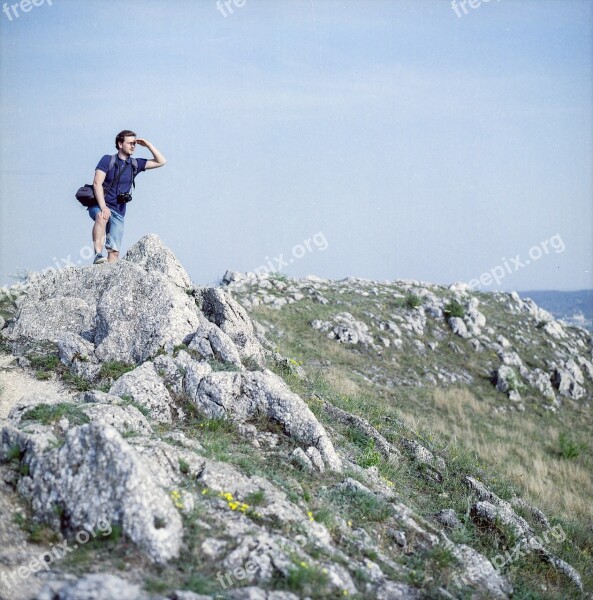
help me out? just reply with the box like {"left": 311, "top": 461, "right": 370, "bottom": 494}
{"left": 96, "top": 155, "right": 148, "bottom": 217}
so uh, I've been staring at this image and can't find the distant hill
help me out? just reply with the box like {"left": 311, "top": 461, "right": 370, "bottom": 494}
{"left": 518, "top": 290, "right": 593, "bottom": 331}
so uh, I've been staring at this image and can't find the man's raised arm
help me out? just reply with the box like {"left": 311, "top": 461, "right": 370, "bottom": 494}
{"left": 136, "top": 138, "right": 167, "bottom": 169}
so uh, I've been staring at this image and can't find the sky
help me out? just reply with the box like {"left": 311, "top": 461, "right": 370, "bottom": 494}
{"left": 0, "top": 0, "right": 591, "bottom": 292}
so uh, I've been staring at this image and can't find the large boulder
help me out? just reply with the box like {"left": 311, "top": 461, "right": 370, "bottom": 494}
{"left": 2, "top": 236, "right": 201, "bottom": 364}
{"left": 1, "top": 422, "right": 182, "bottom": 563}
{"left": 93, "top": 263, "right": 199, "bottom": 363}
{"left": 109, "top": 361, "right": 178, "bottom": 423}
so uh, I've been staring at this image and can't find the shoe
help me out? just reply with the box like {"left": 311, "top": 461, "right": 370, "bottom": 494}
{"left": 93, "top": 253, "right": 107, "bottom": 265}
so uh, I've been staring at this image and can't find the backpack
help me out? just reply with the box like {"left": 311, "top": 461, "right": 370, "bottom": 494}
{"left": 75, "top": 155, "right": 138, "bottom": 207}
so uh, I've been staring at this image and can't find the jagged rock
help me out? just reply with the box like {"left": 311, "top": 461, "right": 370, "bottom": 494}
{"left": 400, "top": 439, "right": 445, "bottom": 475}
{"left": 552, "top": 361, "right": 585, "bottom": 399}
{"left": 222, "top": 269, "right": 243, "bottom": 284}
{"left": 122, "top": 232, "right": 192, "bottom": 289}
{"left": 434, "top": 508, "right": 461, "bottom": 529}
{"left": 57, "top": 333, "right": 96, "bottom": 366}
{"left": 3, "top": 236, "right": 200, "bottom": 365}
{"left": 544, "top": 320, "right": 567, "bottom": 339}
{"left": 3, "top": 422, "right": 182, "bottom": 563}
{"left": 465, "top": 298, "right": 486, "bottom": 334}
{"left": 470, "top": 501, "right": 530, "bottom": 539}
{"left": 450, "top": 543, "right": 513, "bottom": 598}
{"left": 387, "top": 528, "right": 407, "bottom": 547}
{"left": 152, "top": 353, "right": 185, "bottom": 395}
{"left": 312, "top": 312, "right": 373, "bottom": 345}
{"left": 128, "top": 437, "right": 204, "bottom": 495}
{"left": 510, "top": 497, "right": 550, "bottom": 529}
{"left": 448, "top": 316, "right": 470, "bottom": 338}
{"left": 305, "top": 446, "right": 325, "bottom": 472}
{"left": 110, "top": 361, "right": 178, "bottom": 423}
{"left": 323, "top": 401, "right": 395, "bottom": 458}
{"left": 94, "top": 262, "right": 199, "bottom": 364}
{"left": 80, "top": 403, "right": 152, "bottom": 436}
{"left": 4, "top": 297, "right": 96, "bottom": 344}
{"left": 526, "top": 368, "right": 556, "bottom": 401}
{"left": 195, "top": 460, "right": 332, "bottom": 547}
{"left": 195, "top": 287, "right": 265, "bottom": 365}
{"left": 35, "top": 573, "right": 144, "bottom": 600}
{"left": 188, "top": 313, "right": 243, "bottom": 366}
{"left": 494, "top": 365, "right": 521, "bottom": 396}
{"left": 543, "top": 554, "right": 583, "bottom": 590}
{"left": 186, "top": 369, "right": 341, "bottom": 471}
{"left": 375, "top": 581, "right": 422, "bottom": 599}
{"left": 290, "top": 447, "right": 314, "bottom": 472}
{"left": 577, "top": 356, "right": 593, "bottom": 381}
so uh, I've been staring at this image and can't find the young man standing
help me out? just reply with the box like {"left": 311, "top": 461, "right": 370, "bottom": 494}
{"left": 90, "top": 130, "right": 166, "bottom": 264}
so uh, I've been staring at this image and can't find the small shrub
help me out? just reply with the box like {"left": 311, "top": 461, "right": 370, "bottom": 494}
{"left": 178, "top": 458, "right": 190, "bottom": 475}
{"left": 242, "top": 355, "right": 263, "bottom": 371}
{"left": 244, "top": 489, "right": 267, "bottom": 506}
{"left": 207, "top": 358, "right": 241, "bottom": 372}
{"left": 405, "top": 294, "right": 422, "bottom": 309}
{"left": 284, "top": 561, "right": 329, "bottom": 593}
{"left": 28, "top": 353, "right": 60, "bottom": 372}
{"left": 62, "top": 372, "right": 92, "bottom": 391}
{"left": 444, "top": 300, "right": 465, "bottom": 319}
{"left": 558, "top": 432, "right": 580, "bottom": 460}
{"left": 359, "top": 439, "right": 382, "bottom": 468}
{"left": 13, "top": 514, "right": 60, "bottom": 544}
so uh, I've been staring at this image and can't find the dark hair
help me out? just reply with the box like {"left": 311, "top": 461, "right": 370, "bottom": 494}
{"left": 115, "top": 130, "right": 136, "bottom": 149}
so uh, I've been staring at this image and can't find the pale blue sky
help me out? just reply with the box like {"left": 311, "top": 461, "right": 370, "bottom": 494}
{"left": 1, "top": 0, "right": 591, "bottom": 291}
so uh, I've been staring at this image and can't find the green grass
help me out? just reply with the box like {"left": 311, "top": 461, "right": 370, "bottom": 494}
{"left": 233, "top": 279, "right": 593, "bottom": 597}
{"left": 21, "top": 403, "right": 90, "bottom": 426}
{"left": 13, "top": 513, "right": 60, "bottom": 544}
{"left": 99, "top": 361, "right": 135, "bottom": 380}
{"left": 557, "top": 432, "right": 581, "bottom": 460}
{"left": 443, "top": 299, "right": 465, "bottom": 319}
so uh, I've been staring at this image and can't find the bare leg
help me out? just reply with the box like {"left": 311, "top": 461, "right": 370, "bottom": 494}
{"left": 92, "top": 213, "right": 108, "bottom": 254}
{"left": 107, "top": 250, "right": 119, "bottom": 264}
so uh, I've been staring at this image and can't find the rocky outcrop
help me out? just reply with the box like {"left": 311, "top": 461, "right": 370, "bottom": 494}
{"left": 184, "top": 368, "right": 342, "bottom": 472}
{"left": 1, "top": 422, "right": 182, "bottom": 563}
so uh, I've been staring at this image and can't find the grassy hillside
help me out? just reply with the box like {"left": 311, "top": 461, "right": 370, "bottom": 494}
{"left": 223, "top": 272, "right": 593, "bottom": 597}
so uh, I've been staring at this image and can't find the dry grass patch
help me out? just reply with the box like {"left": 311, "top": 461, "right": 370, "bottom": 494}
{"left": 409, "top": 387, "right": 593, "bottom": 523}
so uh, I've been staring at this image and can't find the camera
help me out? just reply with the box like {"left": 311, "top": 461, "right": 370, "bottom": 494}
{"left": 117, "top": 192, "right": 133, "bottom": 204}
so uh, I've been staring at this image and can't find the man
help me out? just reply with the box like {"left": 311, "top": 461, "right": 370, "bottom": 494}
{"left": 90, "top": 130, "right": 166, "bottom": 264}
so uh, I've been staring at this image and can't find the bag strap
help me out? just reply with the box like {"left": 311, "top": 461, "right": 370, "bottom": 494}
{"left": 102, "top": 154, "right": 137, "bottom": 198}
{"left": 131, "top": 157, "right": 138, "bottom": 189}
{"left": 102, "top": 154, "right": 119, "bottom": 197}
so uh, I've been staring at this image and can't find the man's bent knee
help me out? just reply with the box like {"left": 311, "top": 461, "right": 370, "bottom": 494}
{"left": 95, "top": 213, "right": 108, "bottom": 225}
